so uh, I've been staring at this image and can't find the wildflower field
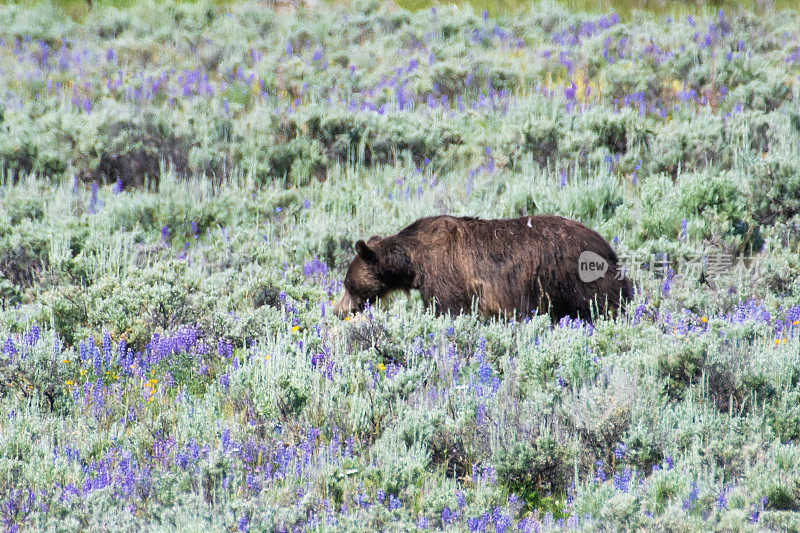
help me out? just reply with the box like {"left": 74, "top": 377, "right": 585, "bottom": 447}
{"left": 1, "top": 0, "right": 800, "bottom": 530}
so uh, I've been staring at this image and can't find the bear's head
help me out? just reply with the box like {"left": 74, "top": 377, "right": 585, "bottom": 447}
{"left": 333, "top": 237, "right": 409, "bottom": 318}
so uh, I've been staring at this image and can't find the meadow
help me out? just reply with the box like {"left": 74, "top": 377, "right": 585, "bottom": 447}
{"left": 1, "top": 0, "right": 800, "bottom": 530}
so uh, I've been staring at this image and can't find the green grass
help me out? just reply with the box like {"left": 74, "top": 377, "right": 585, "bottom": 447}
{"left": 1, "top": 0, "right": 800, "bottom": 529}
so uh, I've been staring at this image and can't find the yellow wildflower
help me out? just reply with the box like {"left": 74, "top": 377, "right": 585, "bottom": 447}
{"left": 65, "top": 380, "right": 73, "bottom": 386}
{"left": 701, "top": 317, "right": 707, "bottom": 323}
{"left": 377, "top": 363, "right": 386, "bottom": 373}
{"left": 292, "top": 325, "right": 300, "bottom": 332}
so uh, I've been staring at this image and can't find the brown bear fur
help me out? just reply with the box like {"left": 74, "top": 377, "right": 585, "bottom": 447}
{"left": 333, "top": 215, "right": 633, "bottom": 322}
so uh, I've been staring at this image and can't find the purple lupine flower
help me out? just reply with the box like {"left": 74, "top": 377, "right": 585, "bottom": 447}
{"left": 613, "top": 443, "right": 627, "bottom": 460}
{"left": 25, "top": 324, "right": 40, "bottom": 346}
{"left": 612, "top": 468, "right": 631, "bottom": 492}
{"left": 682, "top": 481, "right": 699, "bottom": 511}
{"left": 92, "top": 345, "right": 103, "bottom": 376}
{"left": 304, "top": 259, "right": 328, "bottom": 279}
{"left": 344, "top": 436, "right": 354, "bottom": 457}
{"left": 477, "top": 362, "right": 492, "bottom": 384}
{"left": 564, "top": 82, "right": 577, "bottom": 101}
{"left": 749, "top": 506, "right": 759, "bottom": 523}
{"left": 218, "top": 339, "right": 233, "bottom": 358}
{"left": 456, "top": 491, "right": 466, "bottom": 508}
{"left": 475, "top": 336, "right": 487, "bottom": 359}
{"left": 594, "top": 460, "right": 606, "bottom": 482}
{"left": 79, "top": 341, "right": 89, "bottom": 364}
{"left": 495, "top": 513, "right": 511, "bottom": 532}
{"left": 661, "top": 268, "right": 674, "bottom": 297}
{"left": 102, "top": 331, "right": 112, "bottom": 367}
{"left": 715, "top": 487, "right": 728, "bottom": 509}
{"left": 632, "top": 303, "right": 645, "bottom": 325}
{"left": 82, "top": 380, "right": 91, "bottom": 406}
{"left": 441, "top": 507, "right": 452, "bottom": 525}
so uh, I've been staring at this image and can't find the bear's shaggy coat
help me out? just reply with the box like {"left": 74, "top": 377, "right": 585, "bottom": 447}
{"left": 334, "top": 215, "right": 632, "bottom": 322}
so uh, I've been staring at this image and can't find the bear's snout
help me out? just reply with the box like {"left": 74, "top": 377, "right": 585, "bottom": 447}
{"left": 333, "top": 289, "right": 358, "bottom": 318}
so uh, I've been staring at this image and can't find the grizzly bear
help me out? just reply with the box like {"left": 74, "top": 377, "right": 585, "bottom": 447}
{"left": 333, "top": 215, "right": 633, "bottom": 322}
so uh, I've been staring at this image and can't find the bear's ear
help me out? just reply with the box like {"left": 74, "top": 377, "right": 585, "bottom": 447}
{"left": 355, "top": 240, "right": 378, "bottom": 263}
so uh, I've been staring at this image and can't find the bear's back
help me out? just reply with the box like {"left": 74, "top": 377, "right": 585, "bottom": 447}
{"left": 393, "top": 215, "right": 628, "bottom": 321}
